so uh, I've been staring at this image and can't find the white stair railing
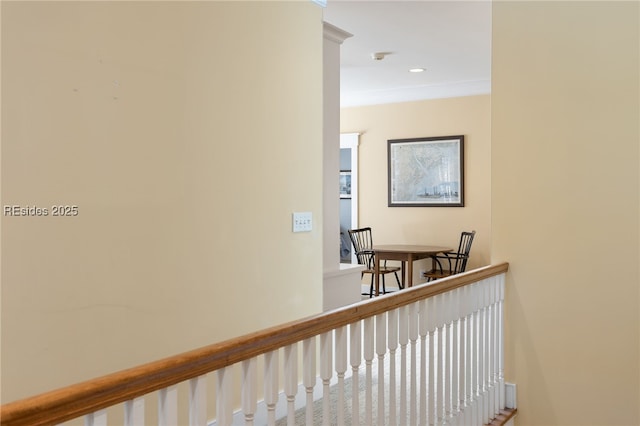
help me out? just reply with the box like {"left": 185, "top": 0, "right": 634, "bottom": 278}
{"left": 1, "top": 264, "right": 514, "bottom": 426}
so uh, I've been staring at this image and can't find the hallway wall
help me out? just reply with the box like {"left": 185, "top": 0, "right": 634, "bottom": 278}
{"left": 492, "top": 2, "right": 639, "bottom": 424}
{"left": 1, "top": 1, "right": 324, "bottom": 402}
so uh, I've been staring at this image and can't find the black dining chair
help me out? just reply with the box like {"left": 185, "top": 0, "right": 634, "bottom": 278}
{"left": 348, "top": 227, "right": 402, "bottom": 297}
{"left": 423, "top": 230, "right": 476, "bottom": 282}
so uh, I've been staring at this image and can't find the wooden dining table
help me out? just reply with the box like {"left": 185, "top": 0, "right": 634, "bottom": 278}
{"left": 373, "top": 244, "right": 453, "bottom": 296}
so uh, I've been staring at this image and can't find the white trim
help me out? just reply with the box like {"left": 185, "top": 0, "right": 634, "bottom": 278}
{"left": 340, "top": 133, "right": 359, "bottom": 263}
{"left": 505, "top": 382, "right": 517, "bottom": 409}
{"left": 324, "top": 262, "right": 364, "bottom": 279}
{"left": 323, "top": 22, "right": 353, "bottom": 44}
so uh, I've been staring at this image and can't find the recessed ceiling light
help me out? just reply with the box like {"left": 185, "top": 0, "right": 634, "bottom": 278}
{"left": 409, "top": 68, "right": 426, "bottom": 73}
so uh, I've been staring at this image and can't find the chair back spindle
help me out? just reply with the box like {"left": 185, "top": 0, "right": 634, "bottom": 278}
{"left": 425, "top": 230, "right": 476, "bottom": 282}
{"left": 348, "top": 227, "right": 402, "bottom": 297}
{"left": 453, "top": 230, "right": 476, "bottom": 274}
{"left": 348, "top": 227, "right": 375, "bottom": 269}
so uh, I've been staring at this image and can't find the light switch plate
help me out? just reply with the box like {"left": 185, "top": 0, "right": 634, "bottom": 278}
{"left": 292, "top": 212, "right": 312, "bottom": 232}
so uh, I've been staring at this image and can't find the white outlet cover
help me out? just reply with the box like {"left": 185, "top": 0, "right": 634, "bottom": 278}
{"left": 292, "top": 212, "right": 312, "bottom": 232}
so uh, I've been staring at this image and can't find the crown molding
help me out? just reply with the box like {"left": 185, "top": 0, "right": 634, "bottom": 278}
{"left": 323, "top": 22, "right": 353, "bottom": 44}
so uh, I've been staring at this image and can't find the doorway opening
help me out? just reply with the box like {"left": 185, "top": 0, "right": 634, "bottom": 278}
{"left": 339, "top": 133, "right": 359, "bottom": 263}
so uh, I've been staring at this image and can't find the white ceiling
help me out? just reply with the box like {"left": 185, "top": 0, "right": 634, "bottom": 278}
{"left": 322, "top": 1, "right": 492, "bottom": 108}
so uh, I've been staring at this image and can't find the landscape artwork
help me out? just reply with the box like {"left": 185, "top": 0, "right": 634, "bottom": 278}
{"left": 388, "top": 135, "right": 464, "bottom": 207}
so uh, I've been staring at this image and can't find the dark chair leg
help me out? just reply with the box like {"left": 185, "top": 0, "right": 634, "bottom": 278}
{"left": 382, "top": 275, "right": 387, "bottom": 294}
{"left": 368, "top": 274, "right": 374, "bottom": 298}
{"left": 394, "top": 272, "right": 402, "bottom": 289}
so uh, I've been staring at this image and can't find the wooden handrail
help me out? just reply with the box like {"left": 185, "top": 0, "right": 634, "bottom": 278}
{"left": 1, "top": 263, "right": 509, "bottom": 426}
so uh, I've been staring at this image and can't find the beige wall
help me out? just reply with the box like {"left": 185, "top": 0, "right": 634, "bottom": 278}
{"left": 340, "top": 95, "right": 491, "bottom": 282}
{"left": 1, "top": 1, "right": 323, "bottom": 402}
{"left": 492, "top": 2, "right": 639, "bottom": 425}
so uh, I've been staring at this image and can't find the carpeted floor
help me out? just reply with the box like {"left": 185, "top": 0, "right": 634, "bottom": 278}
{"left": 275, "top": 348, "right": 413, "bottom": 426}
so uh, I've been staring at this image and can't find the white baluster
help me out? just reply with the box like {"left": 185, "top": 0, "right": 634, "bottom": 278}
{"left": 408, "top": 302, "right": 419, "bottom": 425}
{"left": 398, "top": 305, "right": 409, "bottom": 425}
{"left": 488, "top": 279, "right": 494, "bottom": 422}
{"left": 462, "top": 284, "right": 474, "bottom": 425}
{"left": 480, "top": 281, "right": 489, "bottom": 425}
{"left": 189, "top": 375, "right": 207, "bottom": 426}
{"left": 320, "top": 331, "right": 333, "bottom": 426}
{"left": 264, "top": 350, "right": 279, "bottom": 426}
{"left": 216, "top": 368, "right": 233, "bottom": 426}
{"left": 242, "top": 358, "right": 257, "bottom": 425}
{"left": 443, "top": 291, "right": 453, "bottom": 425}
{"left": 484, "top": 280, "right": 492, "bottom": 421}
{"left": 498, "top": 275, "right": 506, "bottom": 412}
{"left": 419, "top": 298, "right": 430, "bottom": 426}
{"left": 458, "top": 286, "right": 467, "bottom": 424}
{"left": 489, "top": 278, "right": 499, "bottom": 420}
{"left": 465, "top": 284, "right": 474, "bottom": 425}
{"left": 496, "top": 276, "right": 503, "bottom": 413}
{"left": 84, "top": 409, "right": 107, "bottom": 426}
{"left": 159, "top": 385, "right": 178, "bottom": 426}
{"left": 303, "top": 337, "right": 317, "bottom": 426}
{"left": 451, "top": 288, "right": 462, "bottom": 424}
{"left": 335, "top": 326, "right": 348, "bottom": 426}
{"left": 363, "top": 317, "right": 374, "bottom": 426}
{"left": 376, "top": 312, "right": 387, "bottom": 425}
{"left": 124, "top": 398, "right": 144, "bottom": 426}
{"left": 388, "top": 308, "right": 399, "bottom": 426}
{"left": 422, "top": 296, "right": 441, "bottom": 425}
{"left": 436, "top": 294, "right": 445, "bottom": 425}
{"left": 350, "top": 320, "right": 363, "bottom": 425}
{"left": 283, "top": 344, "right": 298, "bottom": 426}
{"left": 471, "top": 283, "right": 481, "bottom": 426}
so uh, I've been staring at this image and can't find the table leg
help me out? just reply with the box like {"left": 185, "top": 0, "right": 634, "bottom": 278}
{"left": 407, "top": 254, "right": 414, "bottom": 288}
{"left": 374, "top": 255, "right": 380, "bottom": 296}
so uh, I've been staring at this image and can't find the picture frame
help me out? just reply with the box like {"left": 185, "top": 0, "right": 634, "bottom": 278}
{"left": 339, "top": 170, "right": 352, "bottom": 199}
{"left": 388, "top": 135, "right": 464, "bottom": 207}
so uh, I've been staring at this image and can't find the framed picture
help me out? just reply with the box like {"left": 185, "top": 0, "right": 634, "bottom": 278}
{"left": 388, "top": 135, "right": 464, "bottom": 207}
{"left": 339, "top": 170, "right": 351, "bottom": 199}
